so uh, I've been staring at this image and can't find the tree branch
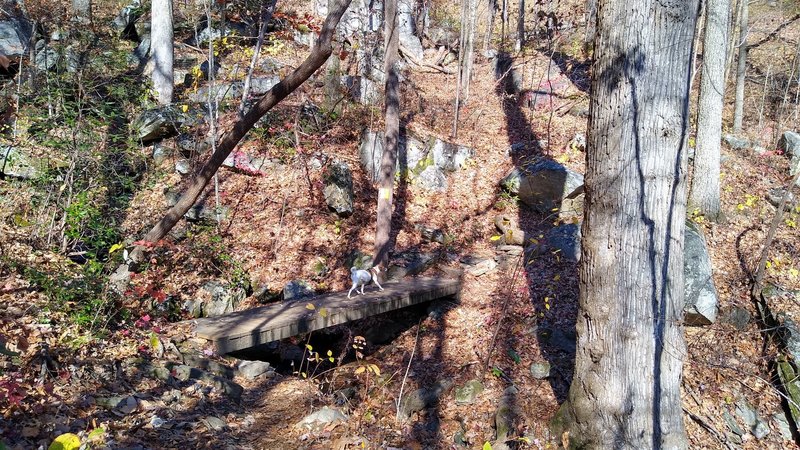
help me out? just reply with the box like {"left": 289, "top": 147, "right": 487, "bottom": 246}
{"left": 129, "top": 0, "right": 353, "bottom": 264}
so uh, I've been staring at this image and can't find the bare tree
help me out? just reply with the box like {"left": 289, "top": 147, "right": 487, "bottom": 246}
{"left": 690, "top": 0, "right": 730, "bottom": 220}
{"left": 558, "top": 0, "right": 698, "bottom": 446}
{"left": 129, "top": 0, "right": 354, "bottom": 262}
{"left": 515, "top": 0, "right": 524, "bottom": 52}
{"left": 733, "top": 0, "right": 748, "bottom": 132}
{"left": 373, "top": 0, "right": 400, "bottom": 268}
{"left": 452, "top": 0, "right": 477, "bottom": 136}
{"left": 484, "top": 0, "right": 498, "bottom": 52}
{"left": 151, "top": 0, "right": 174, "bottom": 105}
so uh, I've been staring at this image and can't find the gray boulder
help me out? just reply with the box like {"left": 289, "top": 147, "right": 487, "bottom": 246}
{"left": 236, "top": 360, "right": 274, "bottom": 380}
{"left": 398, "top": 0, "right": 424, "bottom": 60}
{"left": 296, "top": 407, "right": 348, "bottom": 431}
{"left": 191, "top": 22, "right": 252, "bottom": 47}
{"left": 133, "top": 106, "right": 183, "bottom": 142}
{"left": 778, "top": 130, "right": 800, "bottom": 184}
{"left": 501, "top": 159, "right": 584, "bottom": 213}
{"left": 454, "top": 379, "right": 484, "bottom": 405}
{"left": 186, "top": 280, "right": 247, "bottom": 318}
{"left": 1, "top": 146, "right": 40, "bottom": 179}
{"left": 431, "top": 138, "right": 473, "bottom": 172}
{"left": 34, "top": 41, "right": 59, "bottom": 72}
{"left": 0, "top": 19, "right": 32, "bottom": 57}
{"left": 359, "top": 129, "right": 384, "bottom": 182}
{"left": 415, "top": 165, "right": 447, "bottom": 191}
{"left": 342, "top": 75, "right": 380, "bottom": 104}
{"left": 316, "top": 0, "right": 383, "bottom": 37}
{"left": 323, "top": 160, "right": 354, "bottom": 217}
{"left": 684, "top": 221, "right": 718, "bottom": 325}
{"left": 248, "top": 76, "right": 281, "bottom": 96}
{"left": 778, "top": 130, "right": 800, "bottom": 157}
{"left": 186, "top": 82, "right": 243, "bottom": 104}
{"left": 283, "top": 280, "right": 315, "bottom": 301}
{"left": 723, "top": 133, "right": 750, "bottom": 150}
{"left": 112, "top": 0, "right": 142, "bottom": 40}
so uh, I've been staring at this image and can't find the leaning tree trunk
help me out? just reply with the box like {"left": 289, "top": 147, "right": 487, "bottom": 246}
{"left": 733, "top": 0, "right": 748, "bottom": 132}
{"left": 151, "top": 0, "right": 174, "bottom": 105}
{"left": 130, "top": 0, "right": 354, "bottom": 262}
{"left": 690, "top": 0, "right": 730, "bottom": 220}
{"left": 373, "top": 0, "right": 400, "bottom": 268}
{"left": 559, "top": 0, "right": 698, "bottom": 448}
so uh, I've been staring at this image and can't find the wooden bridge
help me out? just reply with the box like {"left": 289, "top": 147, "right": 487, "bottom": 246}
{"left": 192, "top": 277, "right": 461, "bottom": 353}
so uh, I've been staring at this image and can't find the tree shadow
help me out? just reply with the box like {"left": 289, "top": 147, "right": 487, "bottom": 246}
{"left": 494, "top": 49, "right": 579, "bottom": 405}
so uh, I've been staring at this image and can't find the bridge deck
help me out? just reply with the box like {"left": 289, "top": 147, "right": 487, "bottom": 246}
{"left": 192, "top": 277, "right": 461, "bottom": 353}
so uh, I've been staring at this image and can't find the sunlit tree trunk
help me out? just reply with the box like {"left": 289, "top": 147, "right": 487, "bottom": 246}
{"left": 373, "top": 0, "right": 400, "bottom": 268}
{"left": 558, "top": 0, "right": 698, "bottom": 447}
{"left": 151, "top": 0, "right": 174, "bottom": 105}
{"left": 690, "top": 0, "right": 730, "bottom": 220}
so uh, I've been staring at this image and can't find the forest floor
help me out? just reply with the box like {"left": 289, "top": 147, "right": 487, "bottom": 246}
{"left": 2, "top": 1, "right": 800, "bottom": 449}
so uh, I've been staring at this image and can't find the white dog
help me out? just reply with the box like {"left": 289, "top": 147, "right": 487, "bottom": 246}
{"left": 347, "top": 266, "right": 384, "bottom": 299}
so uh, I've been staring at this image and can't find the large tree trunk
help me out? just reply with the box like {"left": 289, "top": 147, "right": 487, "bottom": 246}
{"left": 733, "top": 0, "right": 748, "bottom": 132}
{"left": 373, "top": 0, "right": 400, "bottom": 268}
{"left": 583, "top": 0, "right": 597, "bottom": 54}
{"left": 690, "top": 0, "right": 730, "bottom": 220}
{"left": 151, "top": 0, "right": 174, "bottom": 105}
{"left": 560, "top": 0, "right": 698, "bottom": 447}
{"left": 130, "top": 0, "right": 354, "bottom": 262}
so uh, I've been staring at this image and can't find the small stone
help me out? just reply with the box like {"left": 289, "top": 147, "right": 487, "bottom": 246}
{"left": 175, "top": 159, "right": 191, "bottom": 174}
{"left": 454, "top": 379, "right": 484, "bottom": 405}
{"left": 295, "top": 407, "right": 348, "bottom": 431}
{"left": 237, "top": 360, "right": 273, "bottom": 380}
{"left": 466, "top": 259, "right": 497, "bottom": 276}
{"left": 529, "top": 362, "right": 551, "bottom": 379}
{"left": 202, "top": 416, "right": 226, "bottom": 431}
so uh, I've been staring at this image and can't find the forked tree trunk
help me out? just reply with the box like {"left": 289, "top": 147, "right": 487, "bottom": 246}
{"left": 733, "top": 0, "right": 748, "bottom": 132}
{"left": 690, "top": 0, "right": 730, "bottom": 220}
{"left": 373, "top": 0, "right": 400, "bottom": 268}
{"left": 151, "top": 0, "right": 174, "bottom": 105}
{"left": 558, "top": 0, "right": 698, "bottom": 447}
{"left": 130, "top": 0, "right": 354, "bottom": 262}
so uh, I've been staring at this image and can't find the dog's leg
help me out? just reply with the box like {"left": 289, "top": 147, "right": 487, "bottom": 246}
{"left": 348, "top": 284, "right": 357, "bottom": 299}
{"left": 371, "top": 267, "right": 384, "bottom": 291}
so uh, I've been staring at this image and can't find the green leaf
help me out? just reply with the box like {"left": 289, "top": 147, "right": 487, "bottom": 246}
{"left": 48, "top": 433, "right": 81, "bottom": 450}
{"left": 507, "top": 348, "right": 521, "bottom": 364}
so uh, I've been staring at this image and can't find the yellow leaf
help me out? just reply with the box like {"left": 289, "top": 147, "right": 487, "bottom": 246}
{"left": 369, "top": 364, "right": 381, "bottom": 375}
{"left": 490, "top": 235, "right": 502, "bottom": 241}
{"left": 109, "top": 243, "right": 124, "bottom": 254}
{"left": 355, "top": 366, "right": 366, "bottom": 374}
{"left": 319, "top": 307, "right": 328, "bottom": 318}
{"left": 327, "top": 350, "right": 333, "bottom": 356}
{"left": 306, "top": 303, "right": 315, "bottom": 310}
{"left": 306, "top": 344, "right": 313, "bottom": 351}
{"left": 48, "top": 433, "right": 81, "bottom": 450}
{"left": 181, "top": 104, "right": 189, "bottom": 113}
{"left": 483, "top": 442, "right": 493, "bottom": 450}
{"left": 553, "top": 274, "right": 561, "bottom": 281}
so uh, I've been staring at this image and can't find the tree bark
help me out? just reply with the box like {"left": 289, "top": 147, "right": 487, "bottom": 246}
{"left": 71, "top": 0, "right": 91, "bottom": 24}
{"left": 484, "top": 0, "right": 497, "bottom": 53}
{"left": 733, "top": 0, "right": 748, "bottom": 132}
{"left": 373, "top": 0, "right": 400, "bottom": 268}
{"left": 584, "top": 0, "right": 597, "bottom": 54}
{"left": 690, "top": 0, "right": 730, "bottom": 220}
{"left": 151, "top": 0, "right": 174, "bottom": 105}
{"left": 515, "top": 0, "right": 524, "bottom": 52}
{"left": 561, "top": 0, "right": 698, "bottom": 447}
{"left": 130, "top": 0, "right": 354, "bottom": 262}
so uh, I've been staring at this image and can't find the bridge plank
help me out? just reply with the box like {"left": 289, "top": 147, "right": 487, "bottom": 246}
{"left": 191, "top": 277, "right": 460, "bottom": 353}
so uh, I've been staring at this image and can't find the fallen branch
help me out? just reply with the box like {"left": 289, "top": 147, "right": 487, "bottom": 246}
{"left": 400, "top": 44, "right": 455, "bottom": 74}
{"left": 128, "top": 0, "right": 354, "bottom": 264}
